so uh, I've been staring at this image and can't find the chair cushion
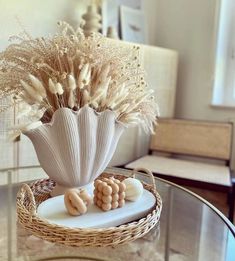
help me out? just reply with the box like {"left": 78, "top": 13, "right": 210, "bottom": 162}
{"left": 125, "top": 155, "right": 231, "bottom": 186}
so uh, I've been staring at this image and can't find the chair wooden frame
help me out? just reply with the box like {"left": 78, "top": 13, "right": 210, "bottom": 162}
{"left": 125, "top": 118, "right": 235, "bottom": 222}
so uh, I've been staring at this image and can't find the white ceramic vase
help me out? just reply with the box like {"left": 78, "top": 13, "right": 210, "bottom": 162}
{"left": 23, "top": 106, "right": 125, "bottom": 196}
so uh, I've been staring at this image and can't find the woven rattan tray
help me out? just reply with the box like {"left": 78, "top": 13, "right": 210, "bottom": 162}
{"left": 16, "top": 168, "right": 162, "bottom": 247}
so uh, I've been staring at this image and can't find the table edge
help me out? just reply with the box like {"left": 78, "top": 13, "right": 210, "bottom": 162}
{"left": 145, "top": 174, "right": 235, "bottom": 236}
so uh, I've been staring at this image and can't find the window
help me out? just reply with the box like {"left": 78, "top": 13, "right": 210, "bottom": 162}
{"left": 212, "top": 0, "right": 235, "bottom": 106}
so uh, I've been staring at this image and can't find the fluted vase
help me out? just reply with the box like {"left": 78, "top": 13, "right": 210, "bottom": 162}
{"left": 23, "top": 106, "right": 125, "bottom": 196}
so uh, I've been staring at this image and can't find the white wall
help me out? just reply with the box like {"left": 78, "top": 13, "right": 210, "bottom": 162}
{"left": 147, "top": 0, "right": 235, "bottom": 168}
{"left": 152, "top": 0, "right": 217, "bottom": 118}
{"left": 0, "top": 0, "right": 87, "bottom": 51}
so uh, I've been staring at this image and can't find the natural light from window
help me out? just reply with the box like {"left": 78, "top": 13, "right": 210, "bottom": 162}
{"left": 212, "top": 0, "right": 235, "bottom": 107}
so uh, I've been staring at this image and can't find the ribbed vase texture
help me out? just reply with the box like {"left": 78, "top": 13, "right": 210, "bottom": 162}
{"left": 24, "top": 106, "right": 125, "bottom": 189}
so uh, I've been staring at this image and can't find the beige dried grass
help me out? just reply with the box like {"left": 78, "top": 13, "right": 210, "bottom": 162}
{"left": 0, "top": 22, "right": 159, "bottom": 135}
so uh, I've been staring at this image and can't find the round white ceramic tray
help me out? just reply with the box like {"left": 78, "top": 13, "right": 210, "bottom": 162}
{"left": 37, "top": 186, "right": 156, "bottom": 228}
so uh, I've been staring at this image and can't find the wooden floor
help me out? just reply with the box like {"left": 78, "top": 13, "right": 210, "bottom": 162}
{"left": 185, "top": 186, "right": 234, "bottom": 224}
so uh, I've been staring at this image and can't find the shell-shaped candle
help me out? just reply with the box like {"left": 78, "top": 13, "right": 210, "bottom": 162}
{"left": 23, "top": 106, "right": 125, "bottom": 196}
{"left": 122, "top": 177, "right": 144, "bottom": 201}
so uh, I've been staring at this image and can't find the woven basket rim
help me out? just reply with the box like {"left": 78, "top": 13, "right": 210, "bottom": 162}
{"left": 17, "top": 169, "right": 162, "bottom": 246}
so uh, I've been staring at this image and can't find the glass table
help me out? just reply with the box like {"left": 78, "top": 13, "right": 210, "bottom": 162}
{"left": 0, "top": 167, "right": 234, "bottom": 261}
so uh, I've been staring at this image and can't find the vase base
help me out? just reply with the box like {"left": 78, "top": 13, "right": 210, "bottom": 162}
{"left": 50, "top": 182, "right": 94, "bottom": 197}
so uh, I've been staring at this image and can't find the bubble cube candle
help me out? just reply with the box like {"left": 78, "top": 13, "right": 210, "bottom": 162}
{"left": 93, "top": 177, "right": 126, "bottom": 211}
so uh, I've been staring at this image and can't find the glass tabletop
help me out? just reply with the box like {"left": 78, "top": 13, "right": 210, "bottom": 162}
{"left": 0, "top": 167, "right": 234, "bottom": 261}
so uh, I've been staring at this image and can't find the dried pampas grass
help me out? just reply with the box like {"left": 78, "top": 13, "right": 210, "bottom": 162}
{"left": 0, "top": 21, "right": 159, "bottom": 135}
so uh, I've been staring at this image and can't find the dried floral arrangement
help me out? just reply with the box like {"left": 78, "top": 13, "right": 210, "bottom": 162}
{"left": 0, "top": 22, "right": 158, "bottom": 137}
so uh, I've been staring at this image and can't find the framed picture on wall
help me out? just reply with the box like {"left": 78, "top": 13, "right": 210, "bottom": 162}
{"left": 117, "top": 0, "right": 142, "bottom": 9}
{"left": 120, "top": 6, "right": 146, "bottom": 44}
{"left": 101, "top": 0, "right": 142, "bottom": 37}
{"left": 101, "top": 0, "right": 119, "bottom": 37}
